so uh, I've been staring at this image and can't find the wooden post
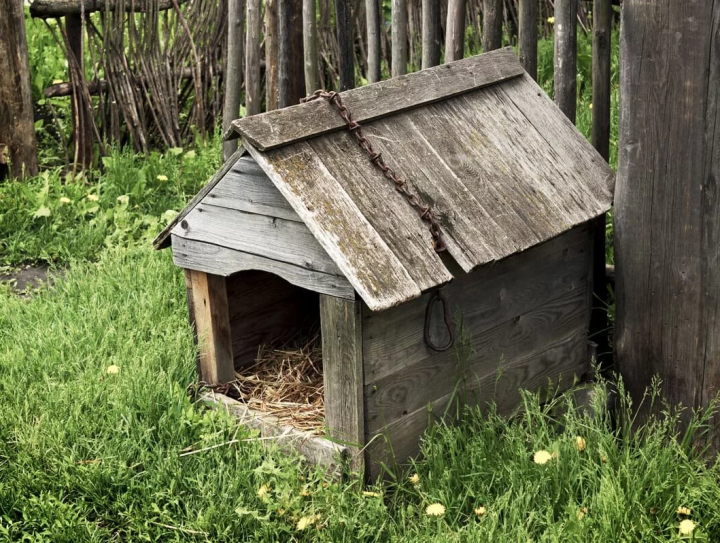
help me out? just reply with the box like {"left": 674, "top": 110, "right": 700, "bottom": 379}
{"left": 391, "top": 0, "right": 408, "bottom": 77}
{"left": 366, "top": 0, "right": 381, "bottom": 82}
{"left": 245, "top": 0, "right": 262, "bottom": 115}
{"left": 265, "top": 0, "right": 279, "bottom": 111}
{"left": 66, "top": 14, "right": 94, "bottom": 169}
{"left": 421, "top": 0, "right": 440, "bottom": 69}
{"left": 518, "top": 0, "right": 537, "bottom": 80}
{"left": 553, "top": 0, "right": 577, "bottom": 122}
{"left": 189, "top": 270, "right": 235, "bottom": 385}
{"left": 483, "top": 0, "right": 503, "bottom": 52}
{"left": 616, "top": 0, "right": 720, "bottom": 432}
{"left": 335, "top": 0, "right": 354, "bottom": 91}
{"left": 320, "top": 295, "right": 365, "bottom": 473}
{"left": 444, "top": 0, "right": 466, "bottom": 62}
{"left": 0, "top": 0, "right": 38, "bottom": 178}
{"left": 303, "top": 0, "right": 319, "bottom": 94}
{"left": 278, "top": 0, "right": 305, "bottom": 107}
{"left": 222, "top": 0, "right": 245, "bottom": 160}
{"left": 590, "top": 0, "right": 611, "bottom": 364}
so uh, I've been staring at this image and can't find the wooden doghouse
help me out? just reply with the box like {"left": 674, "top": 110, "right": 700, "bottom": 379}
{"left": 154, "top": 48, "right": 615, "bottom": 478}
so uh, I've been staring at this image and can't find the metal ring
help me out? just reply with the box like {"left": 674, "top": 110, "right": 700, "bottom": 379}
{"left": 424, "top": 289, "right": 454, "bottom": 352}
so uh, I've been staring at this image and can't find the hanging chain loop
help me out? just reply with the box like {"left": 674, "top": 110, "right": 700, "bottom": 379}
{"left": 301, "top": 90, "right": 447, "bottom": 253}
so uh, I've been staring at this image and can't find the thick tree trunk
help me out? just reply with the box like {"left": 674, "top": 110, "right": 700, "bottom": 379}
{"left": 0, "top": 0, "right": 38, "bottom": 179}
{"left": 391, "top": 0, "right": 408, "bottom": 77}
{"left": 278, "top": 0, "right": 305, "bottom": 106}
{"left": 616, "top": 0, "right": 720, "bottom": 435}
{"left": 483, "top": 0, "right": 503, "bottom": 52}
{"left": 518, "top": 0, "right": 537, "bottom": 80}
{"left": 365, "top": 0, "right": 381, "bottom": 82}
{"left": 223, "top": 0, "right": 245, "bottom": 160}
{"left": 445, "top": 0, "right": 466, "bottom": 62}
{"left": 335, "top": 0, "right": 354, "bottom": 90}
{"left": 245, "top": 0, "right": 262, "bottom": 116}
{"left": 303, "top": 0, "right": 319, "bottom": 94}
{"left": 421, "top": 0, "right": 440, "bottom": 69}
{"left": 553, "top": 0, "right": 577, "bottom": 122}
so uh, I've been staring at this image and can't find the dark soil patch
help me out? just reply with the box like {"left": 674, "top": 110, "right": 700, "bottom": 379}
{"left": 0, "top": 264, "right": 63, "bottom": 297}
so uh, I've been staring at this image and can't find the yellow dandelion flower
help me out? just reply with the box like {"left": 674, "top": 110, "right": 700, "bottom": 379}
{"left": 296, "top": 515, "right": 318, "bottom": 531}
{"left": 547, "top": 16, "right": 555, "bottom": 24}
{"left": 156, "top": 174, "right": 169, "bottom": 182}
{"left": 677, "top": 506, "right": 692, "bottom": 516}
{"left": 106, "top": 365, "right": 120, "bottom": 374}
{"left": 362, "top": 491, "right": 382, "bottom": 498}
{"left": 679, "top": 519, "right": 696, "bottom": 535}
{"left": 87, "top": 194, "right": 99, "bottom": 202}
{"left": 589, "top": 103, "right": 594, "bottom": 109}
{"left": 576, "top": 436, "right": 586, "bottom": 452}
{"left": 533, "top": 450, "right": 553, "bottom": 465}
{"left": 257, "top": 484, "right": 270, "bottom": 498}
{"left": 425, "top": 503, "right": 445, "bottom": 517}
{"left": 601, "top": 454, "right": 608, "bottom": 463}
{"left": 409, "top": 473, "right": 420, "bottom": 485}
{"left": 474, "top": 506, "right": 487, "bottom": 517}
{"left": 577, "top": 507, "right": 587, "bottom": 520}
{"left": 59, "top": 197, "right": 71, "bottom": 204}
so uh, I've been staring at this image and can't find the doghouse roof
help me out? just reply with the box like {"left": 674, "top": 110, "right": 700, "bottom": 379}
{"left": 155, "top": 48, "right": 614, "bottom": 311}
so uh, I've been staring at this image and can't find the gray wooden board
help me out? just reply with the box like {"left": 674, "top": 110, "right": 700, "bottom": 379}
{"left": 200, "top": 391, "right": 348, "bottom": 477}
{"left": 173, "top": 202, "right": 343, "bottom": 276}
{"left": 365, "top": 327, "right": 589, "bottom": 478}
{"left": 363, "top": 225, "right": 591, "bottom": 384}
{"left": 500, "top": 72, "right": 615, "bottom": 202}
{"left": 227, "top": 48, "right": 524, "bottom": 148}
{"left": 308, "top": 130, "right": 452, "bottom": 291}
{"left": 153, "top": 148, "right": 245, "bottom": 249}
{"left": 364, "top": 281, "right": 589, "bottom": 433}
{"left": 246, "top": 141, "right": 421, "bottom": 311}
{"left": 171, "top": 235, "right": 354, "bottom": 299}
{"left": 225, "top": 270, "right": 320, "bottom": 367}
{"left": 206, "top": 155, "right": 302, "bottom": 222}
{"left": 320, "top": 295, "right": 365, "bottom": 472}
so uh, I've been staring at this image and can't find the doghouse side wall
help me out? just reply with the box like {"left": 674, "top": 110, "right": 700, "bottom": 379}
{"left": 363, "top": 224, "right": 594, "bottom": 476}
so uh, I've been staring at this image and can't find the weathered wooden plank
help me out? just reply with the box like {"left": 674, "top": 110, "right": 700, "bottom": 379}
{"left": 245, "top": 141, "right": 422, "bottom": 311}
{"left": 153, "top": 148, "right": 245, "bottom": 250}
{"left": 320, "top": 296, "right": 365, "bottom": 472}
{"left": 308, "top": 131, "right": 453, "bottom": 291}
{"left": 173, "top": 202, "right": 343, "bottom": 276}
{"left": 227, "top": 48, "right": 524, "bottom": 148}
{"left": 499, "top": 73, "right": 615, "bottom": 204}
{"left": 365, "top": 283, "right": 589, "bottom": 433}
{"left": 200, "top": 391, "right": 349, "bottom": 477}
{"left": 190, "top": 270, "right": 235, "bottom": 384}
{"left": 225, "top": 270, "right": 320, "bottom": 367}
{"left": 171, "top": 235, "right": 354, "bottom": 299}
{"left": 365, "top": 328, "right": 589, "bottom": 478}
{"left": 363, "top": 225, "right": 591, "bottom": 385}
{"left": 206, "top": 156, "right": 302, "bottom": 222}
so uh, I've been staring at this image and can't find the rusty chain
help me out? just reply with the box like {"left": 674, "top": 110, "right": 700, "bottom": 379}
{"left": 301, "top": 90, "right": 447, "bottom": 253}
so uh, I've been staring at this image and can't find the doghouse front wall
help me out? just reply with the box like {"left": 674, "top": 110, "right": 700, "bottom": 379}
{"left": 362, "top": 224, "right": 594, "bottom": 475}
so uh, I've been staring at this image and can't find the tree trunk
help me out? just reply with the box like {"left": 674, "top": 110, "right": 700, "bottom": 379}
{"left": 391, "top": 0, "right": 408, "bottom": 77}
{"left": 278, "top": 0, "right": 305, "bottom": 106}
{"left": 518, "top": 0, "right": 537, "bottom": 80}
{"left": 265, "top": 0, "right": 279, "bottom": 110}
{"left": 445, "top": 0, "right": 466, "bottom": 62}
{"left": 553, "top": 0, "right": 577, "bottom": 122}
{"left": 616, "top": 0, "right": 720, "bottom": 435}
{"left": 0, "top": 0, "right": 39, "bottom": 179}
{"left": 366, "top": 0, "right": 381, "bottom": 82}
{"left": 303, "top": 0, "right": 319, "bottom": 94}
{"left": 483, "top": 0, "right": 503, "bottom": 52}
{"left": 223, "top": 0, "right": 245, "bottom": 160}
{"left": 421, "top": 0, "right": 440, "bottom": 69}
{"left": 335, "top": 0, "right": 354, "bottom": 90}
{"left": 245, "top": 0, "right": 262, "bottom": 115}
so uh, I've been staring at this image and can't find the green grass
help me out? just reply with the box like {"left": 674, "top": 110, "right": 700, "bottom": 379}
{"left": 1, "top": 247, "right": 719, "bottom": 541}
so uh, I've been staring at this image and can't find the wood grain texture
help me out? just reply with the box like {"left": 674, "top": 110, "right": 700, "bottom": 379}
{"left": 225, "top": 270, "right": 320, "bottom": 367}
{"left": 553, "top": 0, "right": 578, "bottom": 122}
{"left": 222, "top": 0, "right": 245, "bottom": 160}
{"left": 421, "top": 0, "right": 440, "bottom": 69}
{"left": 321, "top": 296, "right": 365, "bottom": 472}
{"left": 228, "top": 48, "right": 524, "bottom": 147}
{"left": 365, "top": 328, "right": 589, "bottom": 478}
{"left": 518, "top": 0, "right": 537, "bottom": 80}
{"left": 334, "top": 0, "right": 354, "bottom": 91}
{"left": 245, "top": 141, "right": 422, "bottom": 311}
{"left": 264, "top": 0, "right": 279, "bottom": 111}
{"left": 201, "top": 391, "right": 349, "bottom": 477}
{"left": 483, "top": 0, "right": 503, "bottom": 52}
{"left": 391, "top": 0, "right": 408, "bottom": 77}
{"left": 616, "top": 0, "right": 720, "bottom": 430}
{"left": 206, "top": 156, "right": 301, "bottom": 222}
{"left": 171, "top": 235, "right": 354, "bottom": 299}
{"left": 591, "top": 0, "right": 611, "bottom": 161}
{"left": 302, "top": 0, "right": 318, "bottom": 94}
{"left": 444, "top": 0, "right": 466, "bottom": 62}
{"left": 173, "top": 202, "right": 343, "bottom": 275}
{"left": 278, "top": 0, "right": 304, "bottom": 106}
{"left": 245, "top": 0, "right": 262, "bottom": 116}
{"left": 190, "top": 270, "right": 235, "bottom": 384}
{"left": 365, "top": 0, "right": 382, "bottom": 82}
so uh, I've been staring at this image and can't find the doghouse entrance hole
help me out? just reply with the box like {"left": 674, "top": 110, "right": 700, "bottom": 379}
{"left": 221, "top": 269, "right": 326, "bottom": 434}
